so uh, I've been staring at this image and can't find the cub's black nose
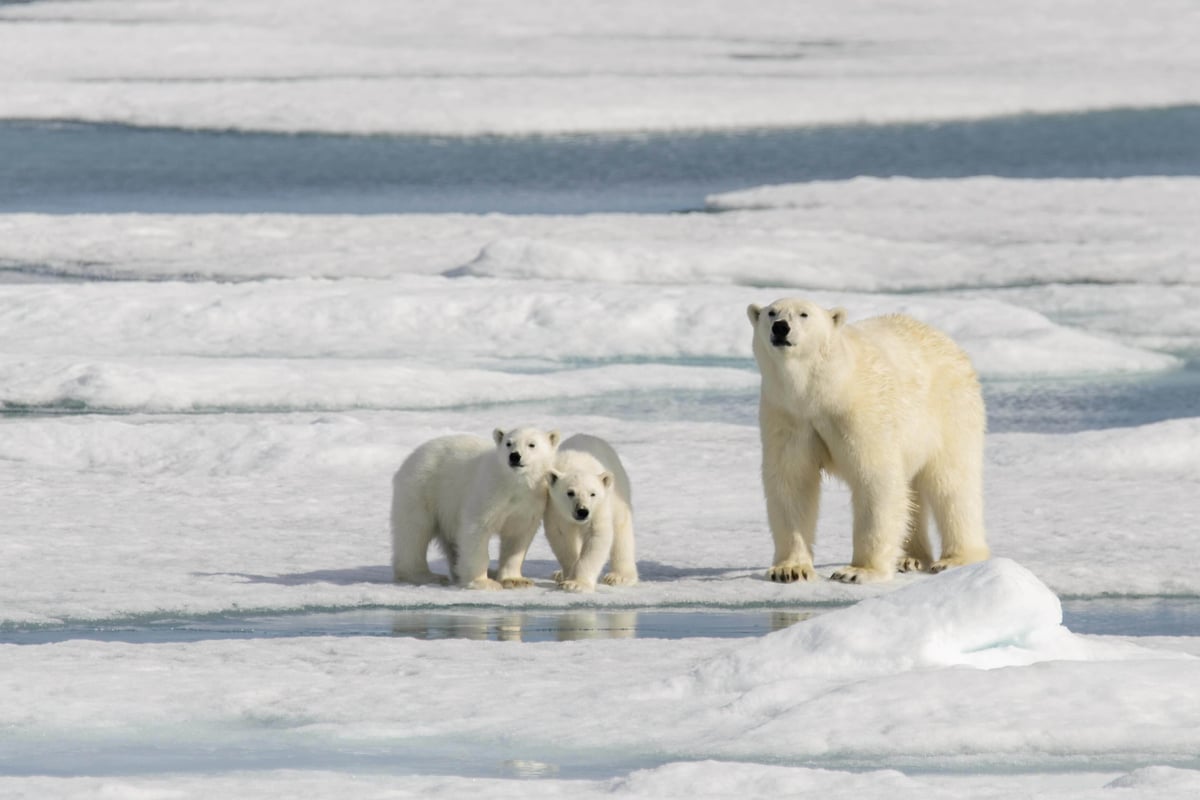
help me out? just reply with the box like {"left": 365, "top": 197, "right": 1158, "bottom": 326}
{"left": 574, "top": 507, "right": 590, "bottom": 521}
{"left": 771, "top": 320, "right": 790, "bottom": 338}
{"left": 508, "top": 452, "right": 522, "bottom": 466}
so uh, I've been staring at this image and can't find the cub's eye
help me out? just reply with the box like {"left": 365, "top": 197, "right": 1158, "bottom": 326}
{"left": 506, "top": 440, "right": 513, "bottom": 448}
{"left": 528, "top": 442, "right": 536, "bottom": 449}
{"left": 566, "top": 490, "right": 576, "bottom": 498}
{"left": 799, "top": 312, "right": 808, "bottom": 318}
{"left": 767, "top": 310, "right": 777, "bottom": 318}
{"left": 589, "top": 492, "right": 596, "bottom": 498}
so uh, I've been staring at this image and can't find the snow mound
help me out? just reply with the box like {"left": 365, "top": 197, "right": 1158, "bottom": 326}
{"left": 695, "top": 559, "right": 1073, "bottom": 690}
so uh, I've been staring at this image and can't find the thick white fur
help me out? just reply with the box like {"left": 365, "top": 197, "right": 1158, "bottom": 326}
{"left": 747, "top": 298, "right": 990, "bottom": 584}
{"left": 543, "top": 434, "right": 638, "bottom": 593}
{"left": 390, "top": 427, "right": 559, "bottom": 590}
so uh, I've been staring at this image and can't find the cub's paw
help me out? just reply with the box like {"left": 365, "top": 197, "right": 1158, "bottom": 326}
{"left": 767, "top": 562, "right": 815, "bottom": 583}
{"left": 552, "top": 569, "right": 565, "bottom": 583}
{"left": 558, "top": 579, "right": 596, "bottom": 594}
{"left": 465, "top": 577, "right": 504, "bottom": 591}
{"left": 897, "top": 557, "right": 927, "bottom": 573}
{"left": 829, "top": 565, "right": 890, "bottom": 584}
{"left": 500, "top": 577, "right": 535, "bottom": 589}
{"left": 602, "top": 572, "right": 638, "bottom": 586}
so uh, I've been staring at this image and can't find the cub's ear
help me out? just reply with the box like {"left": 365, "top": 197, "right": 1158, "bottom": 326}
{"left": 600, "top": 471, "right": 614, "bottom": 489}
{"left": 493, "top": 428, "right": 506, "bottom": 445}
{"left": 747, "top": 304, "right": 763, "bottom": 326}
{"left": 830, "top": 307, "right": 848, "bottom": 328}
{"left": 548, "top": 470, "right": 561, "bottom": 486}
{"left": 547, "top": 430, "right": 561, "bottom": 448}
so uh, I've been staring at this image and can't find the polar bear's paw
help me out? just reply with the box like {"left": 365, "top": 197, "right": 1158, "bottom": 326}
{"left": 767, "top": 562, "right": 815, "bottom": 583}
{"left": 552, "top": 569, "right": 566, "bottom": 583}
{"left": 558, "top": 579, "right": 596, "bottom": 593}
{"left": 830, "top": 565, "right": 890, "bottom": 584}
{"left": 897, "top": 557, "right": 927, "bottom": 573}
{"left": 500, "top": 576, "right": 535, "bottom": 589}
{"left": 602, "top": 571, "right": 638, "bottom": 586}
{"left": 465, "top": 576, "right": 504, "bottom": 591}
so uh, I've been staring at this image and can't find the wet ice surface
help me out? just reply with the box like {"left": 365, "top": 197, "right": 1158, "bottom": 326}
{"left": 4, "top": 599, "right": 1199, "bottom": 646}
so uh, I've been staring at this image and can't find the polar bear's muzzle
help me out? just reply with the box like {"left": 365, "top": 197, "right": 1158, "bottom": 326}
{"left": 573, "top": 506, "right": 590, "bottom": 521}
{"left": 508, "top": 451, "right": 524, "bottom": 468}
{"left": 770, "top": 319, "right": 792, "bottom": 347}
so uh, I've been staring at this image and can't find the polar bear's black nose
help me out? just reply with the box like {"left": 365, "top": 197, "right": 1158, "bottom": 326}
{"left": 574, "top": 507, "right": 589, "bottom": 521}
{"left": 771, "top": 320, "right": 790, "bottom": 338}
{"left": 508, "top": 452, "right": 522, "bottom": 467}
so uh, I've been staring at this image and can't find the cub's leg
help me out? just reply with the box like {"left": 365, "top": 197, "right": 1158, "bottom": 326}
{"left": 545, "top": 518, "right": 582, "bottom": 583}
{"left": 495, "top": 515, "right": 539, "bottom": 589}
{"left": 390, "top": 484, "right": 447, "bottom": 585}
{"left": 560, "top": 520, "right": 614, "bottom": 593}
{"left": 602, "top": 507, "right": 638, "bottom": 586}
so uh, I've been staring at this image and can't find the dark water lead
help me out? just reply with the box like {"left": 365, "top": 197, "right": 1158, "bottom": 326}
{"left": 3, "top": 105, "right": 1200, "bottom": 214}
{"left": 4, "top": 598, "right": 1198, "bottom": 645}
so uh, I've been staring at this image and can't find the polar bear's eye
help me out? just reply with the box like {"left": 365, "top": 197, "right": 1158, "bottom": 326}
{"left": 767, "top": 310, "right": 777, "bottom": 318}
{"left": 566, "top": 490, "right": 576, "bottom": 498}
{"left": 589, "top": 492, "right": 596, "bottom": 498}
{"left": 799, "top": 312, "right": 808, "bottom": 318}
{"left": 528, "top": 442, "right": 536, "bottom": 449}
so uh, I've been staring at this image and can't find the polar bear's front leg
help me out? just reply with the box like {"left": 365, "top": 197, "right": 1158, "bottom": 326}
{"left": 544, "top": 518, "right": 582, "bottom": 584}
{"left": 563, "top": 520, "right": 614, "bottom": 593}
{"left": 495, "top": 517, "right": 539, "bottom": 589}
{"left": 764, "top": 470, "right": 820, "bottom": 583}
{"left": 831, "top": 473, "right": 907, "bottom": 583}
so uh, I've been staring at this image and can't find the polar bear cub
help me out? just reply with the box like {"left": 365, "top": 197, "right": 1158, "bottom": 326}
{"left": 543, "top": 434, "right": 638, "bottom": 593}
{"left": 747, "top": 298, "right": 990, "bottom": 584}
{"left": 390, "top": 427, "right": 559, "bottom": 590}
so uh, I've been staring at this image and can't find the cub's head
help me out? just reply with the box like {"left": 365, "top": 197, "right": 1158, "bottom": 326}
{"left": 547, "top": 465, "right": 612, "bottom": 524}
{"left": 493, "top": 427, "right": 560, "bottom": 475}
{"left": 747, "top": 297, "right": 846, "bottom": 361}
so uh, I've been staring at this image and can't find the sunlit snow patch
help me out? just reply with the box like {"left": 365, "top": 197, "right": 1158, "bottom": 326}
{"left": 693, "top": 558, "right": 1148, "bottom": 692}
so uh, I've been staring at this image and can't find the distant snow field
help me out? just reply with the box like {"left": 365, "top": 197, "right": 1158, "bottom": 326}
{"left": 2, "top": 1, "right": 1199, "bottom": 798}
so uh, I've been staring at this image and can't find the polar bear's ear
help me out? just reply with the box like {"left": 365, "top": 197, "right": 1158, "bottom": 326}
{"left": 747, "top": 304, "right": 763, "bottom": 326}
{"left": 830, "top": 307, "right": 848, "bottom": 328}
{"left": 548, "top": 470, "right": 561, "bottom": 486}
{"left": 548, "top": 430, "right": 561, "bottom": 448}
{"left": 493, "top": 428, "right": 505, "bottom": 445}
{"left": 600, "top": 471, "right": 614, "bottom": 488}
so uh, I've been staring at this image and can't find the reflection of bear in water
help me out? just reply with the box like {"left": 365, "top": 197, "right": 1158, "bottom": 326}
{"left": 747, "top": 298, "right": 990, "bottom": 583}
{"left": 543, "top": 434, "right": 638, "bottom": 593}
{"left": 390, "top": 427, "right": 559, "bottom": 590}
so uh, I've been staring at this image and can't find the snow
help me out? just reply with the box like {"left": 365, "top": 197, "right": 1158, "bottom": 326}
{"left": 2, "top": 1, "right": 1199, "bottom": 134}
{"left": 3, "top": 0, "right": 1200, "bottom": 797}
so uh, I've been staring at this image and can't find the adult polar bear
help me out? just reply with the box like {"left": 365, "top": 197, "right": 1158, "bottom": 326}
{"left": 747, "top": 298, "right": 989, "bottom": 583}
{"left": 391, "top": 427, "right": 559, "bottom": 590}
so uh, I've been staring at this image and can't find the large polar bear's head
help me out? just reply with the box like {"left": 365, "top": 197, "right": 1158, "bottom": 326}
{"left": 547, "top": 457, "right": 613, "bottom": 524}
{"left": 493, "top": 427, "right": 560, "bottom": 476}
{"left": 747, "top": 297, "right": 846, "bottom": 362}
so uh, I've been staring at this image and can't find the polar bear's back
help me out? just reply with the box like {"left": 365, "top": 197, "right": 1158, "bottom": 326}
{"left": 394, "top": 434, "right": 494, "bottom": 513}
{"left": 559, "top": 434, "right": 632, "bottom": 506}
{"left": 852, "top": 313, "right": 983, "bottom": 421}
